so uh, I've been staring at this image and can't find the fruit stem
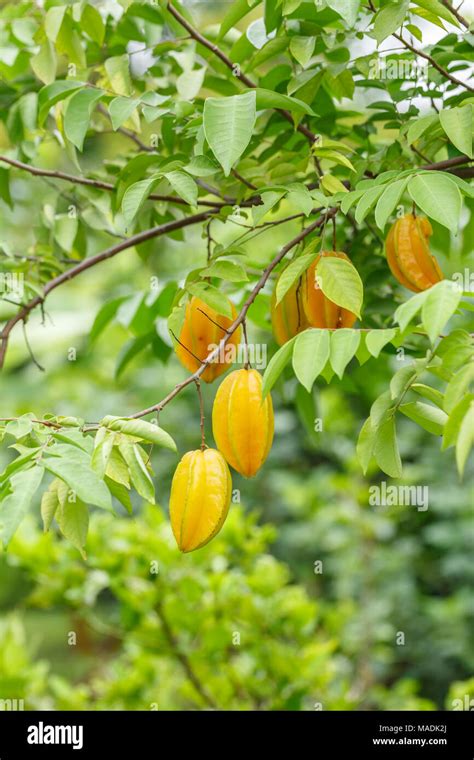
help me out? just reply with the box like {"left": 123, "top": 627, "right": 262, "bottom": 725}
{"left": 332, "top": 215, "right": 337, "bottom": 250}
{"left": 242, "top": 320, "right": 251, "bottom": 370}
{"left": 195, "top": 378, "right": 206, "bottom": 450}
{"left": 412, "top": 201, "right": 417, "bottom": 218}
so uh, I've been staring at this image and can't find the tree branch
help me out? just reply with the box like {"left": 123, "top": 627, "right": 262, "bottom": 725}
{"left": 0, "top": 155, "right": 237, "bottom": 209}
{"left": 440, "top": 0, "right": 469, "bottom": 27}
{"left": 165, "top": 1, "right": 317, "bottom": 144}
{"left": 0, "top": 209, "right": 216, "bottom": 369}
{"left": 393, "top": 32, "right": 474, "bottom": 92}
{"left": 129, "top": 208, "right": 337, "bottom": 420}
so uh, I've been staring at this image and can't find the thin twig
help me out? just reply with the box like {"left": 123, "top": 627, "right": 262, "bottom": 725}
{"left": 195, "top": 379, "right": 206, "bottom": 450}
{"left": 22, "top": 322, "right": 45, "bottom": 371}
{"left": 440, "top": 0, "right": 469, "bottom": 27}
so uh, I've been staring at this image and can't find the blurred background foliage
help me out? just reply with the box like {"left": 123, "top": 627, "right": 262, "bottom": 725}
{"left": 0, "top": 0, "right": 473, "bottom": 711}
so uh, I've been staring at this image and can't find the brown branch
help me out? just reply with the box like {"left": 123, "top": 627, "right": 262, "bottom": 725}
{"left": 440, "top": 0, "right": 469, "bottom": 27}
{"left": 0, "top": 155, "right": 235, "bottom": 209}
{"left": 129, "top": 208, "right": 337, "bottom": 420}
{"left": 165, "top": 1, "right": 317, "bottom": 144}
{"left": 195, "top": 379, "right": 206, "bottom": 450}
{"left": 449, "top": 167, "right": 474, "bottom": 178}
{"left": 0, "top": 417, "right": 61, "bottom": 429}
{"left": 421, "top": 155, "right": 472, "bottom": 171}
{"left": 231, "top": 169, "right": 258, "bottom": 191}
{"left": 156, "top": 601, "right": 218, "bottom": 709}
{"left": 393, "top": 32, "right": 474, "bottom": 92}
{"left": 0, "top": 209, "right": 216, "bottom": 369}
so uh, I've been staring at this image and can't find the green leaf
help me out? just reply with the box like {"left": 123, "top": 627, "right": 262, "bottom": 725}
{"left": 203, "top": 92, "right": 256, "bottom": 176}
{"left": 218, "top": 0, "right": 262, "bottom": 39}
{"left": 326, "top": 0, "right": 360, "bottom": 26}
{"left": 421, "top": 280, "right": 462, "bottom": 344}
{"left": 442, "top": 395, "right": 473, "bottom": 449}
{"left": 44, "top": 5, "right": 66, "bottom": 41}
{"left": 366, "top": 328, "right": 397, "bottom": 358}
{"left": 393, "top": 289, "right": 429, "bottom": 331}
{"left": 456, "top": 401, "right": 474, "bottom": 477}
{"left": 105, "top": 54, "right": 132, "bottom": 96}
{"left": 262, "top": 337, "right": 296, "bottom": 397}
{"left": 122, "top": 175, "right": 161, "bottom": 227}
{"left": 202, "top": 260, "right": 249, "bottom": 282}
{"left": 164, "top": 170, "right": 198, "bottom": 206}
{"left": 411, "top": 383, "right": 445, "bottom": 407}
{"left": 439, "top": 105, "right": 473, "bottom": 159}
{"left": 276, "top": 251, "right": 317, "bottom": 304}
{"left": 354, "top": 185, "right": 385, "bottom": 224}
{"left": 286, "top": 183, "right": 314, "bottom": 216}
{"left": 329, "top": 329, "right": 360, "bottom": 379}
{"left": 406, "top": 114, "right": 439, "bottom": 145}
{"left": 0, "top": 466, "right": 44, "bottom": 546}
{"left": 57, "top": 495, "right": 89, "bottom": 559}
{"left": 41, "top": 479, "right": 60, "bottom": 532}
{"left": 0, "top": 168, "right": 12, "bottom": 208}
{"left": 292, "top": 329, "right": 330, "bottom": 392}
{"left": 444, "top": 363, "right": 474, "bottom": 413}
{"left": 374, "top": 178, "right": 408, "bottom": 230}
{"left": 109, "top": 96, "right": 140, "bottom": 130}
{"left": 316, "top": 256, "right": 363, "bottom": 318}
{"left": 43, "top": 446, "right": 112, "bottom": 511}
{"left": 81, "top": 3, "right": 105, "bottom": 45}
{"left": 119, "top": 441, "right": 155, "bottom": 503}
{"left": 31, "top": 41, "right": 57, "bottom": 85}
{"left": 105, "top": 477, "right": 132, "bottom": 514}
{"left": 91, "top": 429, "right": 115, "bottom": 479}
{"left": 289, "top": 36, "right": 315, "bottom": 68}
{"left": 186, "top": 281, "right": 233, "bottom": 318}
{"left": 399, "top": 401, "right": 448, "bottom": 435}
{"left": 314, "top": 149, "right": 355, "bottom": 173}
{"left": 321, "top": 174, "right": 348, "bottom": 195}
{"left": 38, "top": 80, "right": 83, "bottom": 125}
{"left": 390, "top": 365, "right": 418, "bottom": 400}
{"left": 177, "top": 67, "right": 206, "bottom": 100}
{"left": 101, "top": 417, "right": 177, "bottom": 451}
{"left": 185, "top": 155, "right": 220, "bottom": 177}
{"left": 408, "top": 173, "right": 462, "bottom": 233}
{"left": 372, "top": 0, "right": 409, "bottom": 45}
{"left": 356, "top": 417, "right": 375, "bottom": 474}
{"left": 90, "top": 296, "right": 128, "bottom": 343}
{"left": 252, "top": 190, "right": 284, "bottom": 224}
{"left": 413, "top": 0, "right": 460, "bottom": 25}
{"left": 64, "top": 88, "right": 104, "bottom": 151}
{"left": 374, "top": 417, "right": 402, "bottom": 478}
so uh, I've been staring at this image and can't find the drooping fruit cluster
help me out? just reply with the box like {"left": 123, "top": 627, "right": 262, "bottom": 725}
{"left": 385, "top": 213, "right": 443, "bottom": 292}
{"left": 302, "top": 251, "right": 357, "bottom": 329}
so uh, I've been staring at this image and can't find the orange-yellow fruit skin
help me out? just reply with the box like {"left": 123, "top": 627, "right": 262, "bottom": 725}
{"left": 175, "top": 296, "right": 241, "bottom": 382}
{"left": 302, "top": 251, "right": 358, "bottom": 329}
{"left": 271, "top": 276, "right": 309, "bottom": 346}
{"left": 212, "top": 368, "right": 274, "bottom": 478}
{"left": 169, "top": 448, "right": 232, "bottom": 553}
{"left": 385, "top": 214, "right": 443, "bottom": 293}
